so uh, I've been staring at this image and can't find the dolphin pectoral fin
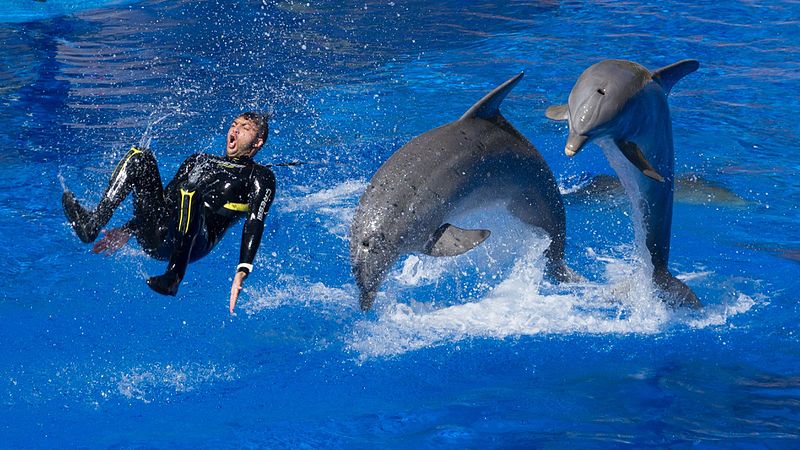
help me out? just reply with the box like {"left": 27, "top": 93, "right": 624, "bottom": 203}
{"left": 642, "top": 170, "right": 664, "bottom": 183}
{"left": 422, "top": 223, "right": 491, "bottom": 257}
{"left": 459, "top": 72, "right": 524, "bottom": 121}
{"left": 652, "top": 59, "right": 699, "bottom": 95}
{"left": 545, "top": 104, "right": 569, "bottom": 121}
{"left": 615, "top": 139, "right": 665, "bottom": 182}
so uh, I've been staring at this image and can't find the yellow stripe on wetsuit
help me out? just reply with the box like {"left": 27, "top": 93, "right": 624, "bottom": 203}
{"left": 105, "top": 147, "right": 143, "bottom": 201}
{"left": 111, "top": 146, "right": 142, "bottom": 179}
{"left": 178, "top": 189, "right": 195, "bottom": 233}
{"left": 223, "top": 202, "right": 248, "bottom": 212}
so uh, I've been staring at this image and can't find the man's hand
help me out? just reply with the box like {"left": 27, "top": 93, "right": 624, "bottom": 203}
{"left": 92, "top": 227, "right": 132, "bottom": 255}
{"left": 229, "top": 271, "right": 248, "bottom": 314}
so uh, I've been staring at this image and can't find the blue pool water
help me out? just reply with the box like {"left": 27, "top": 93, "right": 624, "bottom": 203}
{"left": 2, "top": 0, "right": 799, "bottom": 446}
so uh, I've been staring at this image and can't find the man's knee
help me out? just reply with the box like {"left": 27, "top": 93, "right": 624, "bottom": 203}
{"left": 130, "top": 147, "right": 157, "bottom": 169}
{"left": 120, "top": 148, "right": 162, "bottom": 182}
{"left": 110, "top": 146, "right": 154, "bottom": 177}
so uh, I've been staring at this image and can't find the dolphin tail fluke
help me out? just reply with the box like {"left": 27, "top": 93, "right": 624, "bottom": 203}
{"left": 654, "top": 269, "right": 702, "bottom": 309}
{"left": 547, "top": 260, "right": 586, "bottom": 283}
{"left": 459, "top": 72, "right": 524, "bottom": 121}
{"left": 652, "top": 59, "right": 699, "bottom": 95}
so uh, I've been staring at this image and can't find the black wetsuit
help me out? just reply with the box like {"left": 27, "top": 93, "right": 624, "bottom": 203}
{"left": 63, "top": 147, "right": 275, "bottom": 295}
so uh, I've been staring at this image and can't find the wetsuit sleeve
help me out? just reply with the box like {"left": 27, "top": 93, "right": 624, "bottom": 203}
{"left": 238, "top": 166, "right": 276, "bottom": 274}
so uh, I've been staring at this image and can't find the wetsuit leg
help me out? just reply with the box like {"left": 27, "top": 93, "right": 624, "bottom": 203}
{"left": 146, "top": 187, "right": 205, "bottom": 296}
{"left": 62, "top": 147, "right": 166, "bottom": 243}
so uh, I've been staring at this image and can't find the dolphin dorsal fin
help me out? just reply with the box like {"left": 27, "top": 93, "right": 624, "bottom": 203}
{"left": 459, "top": 72, "right": 524, "bottom": 121}
{"left": 652, "top": 59, "right": 699, "bottom": 95}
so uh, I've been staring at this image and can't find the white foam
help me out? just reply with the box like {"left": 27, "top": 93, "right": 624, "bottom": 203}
{"left": 686, "top": 293, "right": 757, "bottom": 328}
{"left": 114, "top": 362, "right": 237, "bottom": 403}
{"left": 347, "top": 236, "right": 757, "bottom": 360}
{"left": 396, "top": 255, "right": 449, "bottom": 286}
{"left": 280, "top": 179, "right": 366, "bottom": 213}
{"left": 558, "top": 173, "right": 592, "bottom": 195}
{"left": 270, "top": 180, "right": 757, "bottom": 360}
{"left": 243, "top": 274, "right": 357, "bottom": 316}
{"left": 677, "top": 271, "right": 713, "bottom": 282}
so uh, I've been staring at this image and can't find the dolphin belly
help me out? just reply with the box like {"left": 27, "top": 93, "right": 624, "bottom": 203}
{"left": 598, "top": 138, "right": 672, "bottom": 271}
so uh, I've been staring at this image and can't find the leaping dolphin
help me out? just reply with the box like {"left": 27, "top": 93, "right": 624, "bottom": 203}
{"left": 351, "top": 72, "right": 578, "bottom": 311}
{"left": 546, "top": 59, "right": 701, "bottom": 308}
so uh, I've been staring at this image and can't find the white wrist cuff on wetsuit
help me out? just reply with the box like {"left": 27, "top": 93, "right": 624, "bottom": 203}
{"left": 237, "top": 263, "right": 253, "bottom": 275}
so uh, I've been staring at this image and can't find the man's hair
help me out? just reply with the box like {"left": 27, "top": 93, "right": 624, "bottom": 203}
{"left": 238, "top": 111, "right": 270, "bottom": 145}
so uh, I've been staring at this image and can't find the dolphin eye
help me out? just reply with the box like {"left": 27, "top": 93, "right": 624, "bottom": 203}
{"left": 597, "top": 88, "right": 606, "bottom": 95}
{"left": 361, "top": 240, "right": 370, "bottom": 248}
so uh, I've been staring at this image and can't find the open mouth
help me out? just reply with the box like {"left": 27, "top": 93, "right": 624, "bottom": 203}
{"left": 227, "top": 134, "right": 236, "bottom": 150}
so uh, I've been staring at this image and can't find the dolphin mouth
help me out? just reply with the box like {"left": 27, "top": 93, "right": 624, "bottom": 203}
{"left": 565, "top": 132, "right": 590, "bottom": 157}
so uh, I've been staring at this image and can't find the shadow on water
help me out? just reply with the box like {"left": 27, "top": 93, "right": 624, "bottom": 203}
{"left": 580, "top": 360, "right": 800, "bottom": 443}
{"left": 563, "top": 172, "right": 750, "bottom": 207}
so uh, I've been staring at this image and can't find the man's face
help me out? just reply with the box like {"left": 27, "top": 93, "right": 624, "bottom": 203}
{"left": 226, "top": 116, "right": 264, "bottom": 158}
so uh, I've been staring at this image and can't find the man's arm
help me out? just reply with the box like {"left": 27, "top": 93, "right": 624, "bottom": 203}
{"left": 229, "top": 166, "right": 276, "bottom": 314}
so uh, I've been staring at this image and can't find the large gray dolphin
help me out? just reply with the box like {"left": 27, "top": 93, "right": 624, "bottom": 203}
{"left": 546, "top": 59, "right": 701, "bottom": 308}
{"left": 351, "top": 73, "right": 577, "bottom": 311}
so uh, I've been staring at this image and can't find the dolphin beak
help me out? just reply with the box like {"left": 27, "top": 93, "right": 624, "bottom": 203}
{"left": 565, "top": 133, "right": 590, "bottom": 157}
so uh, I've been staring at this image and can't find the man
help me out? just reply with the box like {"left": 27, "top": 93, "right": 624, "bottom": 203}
{"left": 62, "top": 112, "right": 276, "bottom": 314}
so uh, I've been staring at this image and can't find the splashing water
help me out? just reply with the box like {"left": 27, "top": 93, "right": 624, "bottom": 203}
{"left": 137, "top": 112, "right": 177, "bottom": 150}
{"left": 261, "top": 181, "right": 757, "bottom": 360}
{"left": 115, "top": 362, "right": 238, "bottom": 404}
{"left": 347, "top": 236, "right": 755, "bottom": 359}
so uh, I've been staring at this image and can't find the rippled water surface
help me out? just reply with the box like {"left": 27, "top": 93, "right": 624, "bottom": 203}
{"left": 1, "top": 0, "right": 799, "bottom": 446}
